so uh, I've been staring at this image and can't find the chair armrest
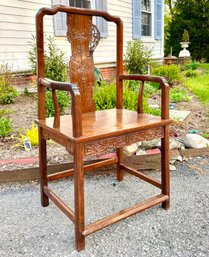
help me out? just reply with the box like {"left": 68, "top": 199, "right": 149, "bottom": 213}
{"left": 119, "top": 74, "right": 170, "bottom": 119}
{"left": 38, "top": 78, "right": 82, "bottom": 137}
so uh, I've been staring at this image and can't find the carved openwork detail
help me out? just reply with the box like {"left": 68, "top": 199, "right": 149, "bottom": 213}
{"left": 84, "top": 127, "right": 163, "bottom": 156}
{"left": 89, "top": 24, "right": 100, "bottom": 53}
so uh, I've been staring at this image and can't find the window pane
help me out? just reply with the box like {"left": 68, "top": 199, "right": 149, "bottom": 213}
{"left": 141, "top": 0, "right": 151, "bottom": 12}
{"left": 69, "top": 0, "right": 76, "bottom": 6}
{"left": 142, "top": 12, "right": 151, "bottom": 36}
{"left": 69, "top": 0, "right": 90, "bottom": 8}
{"left": 77, "top": 1, "right": 82, "bottom": 7}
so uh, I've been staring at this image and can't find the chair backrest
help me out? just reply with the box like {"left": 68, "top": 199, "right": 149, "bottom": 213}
{"left": 36, "top": 6, "right": 124, "bottom": 117}
{"left": 67, "top": 14, "right": 97, "bottom": 113}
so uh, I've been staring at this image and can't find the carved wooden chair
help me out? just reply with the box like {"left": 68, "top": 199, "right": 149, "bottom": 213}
{"left": 36, "top": 5, "right": 172, "bottom": 251}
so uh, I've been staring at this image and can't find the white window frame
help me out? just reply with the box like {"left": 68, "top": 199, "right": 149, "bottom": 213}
{"left": 52, "top": 0, "right": 108, "bottom": 38}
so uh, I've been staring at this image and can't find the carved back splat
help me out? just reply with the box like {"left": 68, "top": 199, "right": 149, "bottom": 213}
{"left": 67, "top": 14, "right": 98, "bottom": 113}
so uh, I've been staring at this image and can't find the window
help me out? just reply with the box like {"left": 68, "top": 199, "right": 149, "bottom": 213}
{"left": 52, "top": 0, "right": 108, "bottom": 38}
{"left": 132, "top": 0, "right": 163, "bottom": 40}
{"left": 95, "top": 0, "right": 108, "bottom": 38}
{"left": 69, "top": 0, "right": 90, "bottom": 8}
{"left": 141, "top": 0, "right": 151, "bottom": 36}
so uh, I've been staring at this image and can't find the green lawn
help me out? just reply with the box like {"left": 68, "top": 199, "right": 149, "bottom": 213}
{"left": 185, "top": 63, "right": 209, "bottom": 105}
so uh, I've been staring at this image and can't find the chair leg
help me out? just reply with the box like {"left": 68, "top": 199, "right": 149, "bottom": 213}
{"left": 161, "top": 125, "right": 170, "bottom": 210}
{"left": 74, "top": 144, "right": 85, "bottom": 251}
{"left": 38, "top": 127, "right": 49, "bottom": 207}
{"left": 117, "top": 147, "right": 124, "bottom": 181}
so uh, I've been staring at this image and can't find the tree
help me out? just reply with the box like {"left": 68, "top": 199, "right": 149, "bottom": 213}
{"left": 165, "top": 0, "right": 175, "bottom": 19}
{"left": 165, "top": 0, "right": 209, "bottom": 61}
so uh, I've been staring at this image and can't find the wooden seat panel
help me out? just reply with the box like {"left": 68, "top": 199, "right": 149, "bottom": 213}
{"left": 37, "top": 109, "right": 172, "bottom": 141}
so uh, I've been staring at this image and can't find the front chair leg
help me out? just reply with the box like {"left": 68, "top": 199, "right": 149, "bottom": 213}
{"left": 116, "top": 147, "right": 124, "bottom": 181}
{"left": 161, "top": 125, "right": 170, "bottom": 210}
{"left": 39, "top": 127, "right": 49, "bottom": 207}
{"left": 74, "top": 144, "right": 85, "bottom": 251}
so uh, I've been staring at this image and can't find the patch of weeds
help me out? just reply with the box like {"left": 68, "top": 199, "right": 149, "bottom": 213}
{"left": 201, "top": 132, "right": 209, "bottom": 139}
{"left": 0, "top": 117, "right": 12, "bottom": 138}
{"left": 14, "top": 123, "right": 39, "bottom": 148}
{"left": 0, "top": 108, "right": 12, "bottom": 118}
{"left": 23, "top": 87, "right": 30, "bottom": 96}
{"left": 170, "top": 87, "right": 190, "bottom": 103}
{"left": 185, "top": 64, "right": 209, "bottom": 104}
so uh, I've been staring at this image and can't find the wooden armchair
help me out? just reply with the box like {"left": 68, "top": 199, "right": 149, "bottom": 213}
{"left": 36, "top": 5, "right": 172, "bottom": 251}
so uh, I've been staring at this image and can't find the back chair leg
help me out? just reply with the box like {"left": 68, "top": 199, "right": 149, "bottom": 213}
{"left": 116, "top": 147, "right": 124, "bottom": 181}
{"left": 74, "top": 144, "right": 85, "bottom": 251}
{"left": 161, "top": 125, "right": 170, "bottom": 210}
{"left": 39, "top": 127, "right": 49, "bottom": 207}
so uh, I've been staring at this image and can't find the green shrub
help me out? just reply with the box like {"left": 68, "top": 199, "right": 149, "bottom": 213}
{"left": 185, "top": 62, "right": 199, "bottom": 71}
{"left": 124, "top": 80, "right": 141, "bottom": 91}
{"left": 28, "top": 35, "right": 37, "bottom": 75}
{"left": 123, "top": 80, "right": 159, "bottom": 98}
{"left": 151, "top": 64, "right": 181, "bottom": 85}
{"left": 143, "top": 83, "right": 160, "bottom": 97}
{"left": 0, "top": 117, "right": 12, "bottom": 138}
{"left": 45, "top": 36, "right": 68, "bottom": 82}
{"left": 183, "top": 69, "right": 198, "bottom": 77}
{"left": 94, "top": 82, "right": 116, "bottom": 110}
{"left": 28, "top": 35, "right": 68, "bottom": 82}
{"left": 45, "top": 90, "right": 70, "bottom": 117}
{"left": 124, "top": 40, "right": 152, "bottom": 74}
{"left": 170, "top": 87, "right": 189, "bottom": 103}
{"left": 94, "top": 81, "right": 160, "bottom": 115}
{"left": 0, "top": 64, "right": 18, "bottom": 104}
{"left": 123, "top": 86, "right": 139, "bottom": 110}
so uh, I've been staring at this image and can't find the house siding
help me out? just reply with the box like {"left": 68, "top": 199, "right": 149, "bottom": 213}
{"left": 0, "top": 0, "right": 52, "bottom": 71}
{"left": 0, "top": 0, "right": 164, "bottom": 72}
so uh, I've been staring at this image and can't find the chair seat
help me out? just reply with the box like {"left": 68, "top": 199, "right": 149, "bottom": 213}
{"left": 36, "top": 109, "right": 172, "bottom": 142}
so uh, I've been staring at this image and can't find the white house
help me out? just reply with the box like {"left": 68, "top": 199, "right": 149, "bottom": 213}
{"left": 0, "top": 0, "right": 164, "bottom": 78}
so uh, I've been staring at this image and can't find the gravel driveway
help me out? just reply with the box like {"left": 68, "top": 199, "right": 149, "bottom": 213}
{"left": 0, "top": 157, "right": 209, "bottom": 257}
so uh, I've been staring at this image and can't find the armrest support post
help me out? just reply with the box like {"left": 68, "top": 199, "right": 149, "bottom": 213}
{"left": 119, "top": 74, "right": 170, "bottom": 119}
{"left": 38, "top": 78, "right": 82, "bottom": 137}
